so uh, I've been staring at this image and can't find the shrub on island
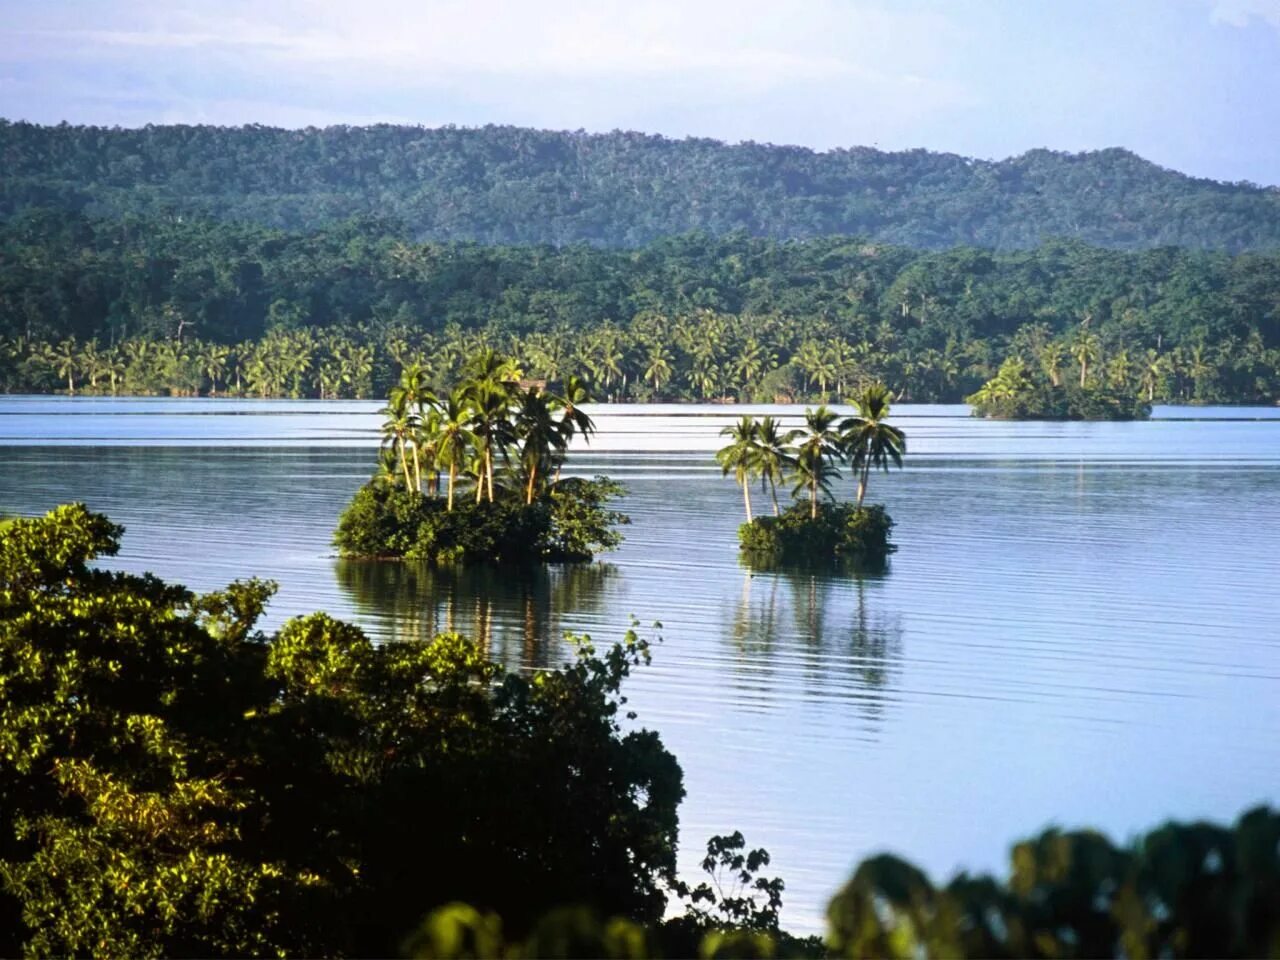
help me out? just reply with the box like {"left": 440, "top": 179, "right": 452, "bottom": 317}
{"left": 738, "top": 502, "right": 894, "bottom": 562}
{"left": 334, "top": 476, "right": 628, "bottom": 564}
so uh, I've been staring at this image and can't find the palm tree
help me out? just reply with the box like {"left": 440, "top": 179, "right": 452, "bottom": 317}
{"left": 791, "top": 406, "right": 843, "bottom": 519}
{"left": 553, "top": 374, "right": 596, "bottom": 481}
{"left": 755, "top": 416, "right": 799, "bottom": 516}
{"left": 203, "top": 344, "right": 230, "bottom": 396}
{"left": 1040, "top": 341, "right": 1068, "bottom": 388}
{"left": 643, "top": 343, "right": 674, "bottom": 396}
{"left": 465, "top": 379, "right": 516, "bottom": 503}
{"left": 436, "top": 389, "right": 475, "bottom": 511}
{"left": 416, "top": 403, "right": 444, "bottom": 496}
{"left": 49, "top": 338, "right": 79, "bottom": 394}
{"left": 1071, "top": 330, "right": 1102, "bottom": 388}
{"left": 716, "top": 416, "right": 760, "bottom": 522}
{"left": 392, "top": 363, "right": 435, "bottom": 491}
{"left": 841, "top": 384, "right": 906, "bottom": 510}
{"left": 556, "top": 374, "right": 596, "bottom": 445}
{"left": 514, "top": 386, "right": 566, "bottom": 505}
{"left": 379, "top": 390, "right": 417, "bottom": 491}
{"left": 1140, "top": 349, "right": 1166, "bottom": 402}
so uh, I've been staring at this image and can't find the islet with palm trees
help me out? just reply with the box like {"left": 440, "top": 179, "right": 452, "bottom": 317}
{"left": 333, "top": 349, "right": 628, "bottom": 564}
{"left": 716, "top": 384, "right": 906, "bottom": 564}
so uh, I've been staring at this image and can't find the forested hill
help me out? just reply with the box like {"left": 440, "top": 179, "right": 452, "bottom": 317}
{"left": 3, "top": 121, "right": 1279, "bottom": 252}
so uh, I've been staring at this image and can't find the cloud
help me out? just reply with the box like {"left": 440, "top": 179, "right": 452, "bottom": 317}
{"left": 1209, "top": 0, "right": 1280, "bottom": 28}
{"left": 2, "top": 0, "right": 959, "bottom": 90}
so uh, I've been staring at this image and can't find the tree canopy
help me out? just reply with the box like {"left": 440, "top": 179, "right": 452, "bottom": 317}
{"left": 2, "top": 212, "right": 1279, "bottom": 404}
{"left": 3, "top": 121, "right": 1280, "bottom": 251}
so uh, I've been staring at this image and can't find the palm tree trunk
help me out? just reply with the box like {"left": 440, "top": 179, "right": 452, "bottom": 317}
{"left": 412, "top": 446, "right": 422, "bottom": 493}
{"left": 811, "top": 478, "right": 818, "bottom": 519}
{"left": 770, "top": 482, "right": 779, "bottom": 516}
{"left": 526, "top": 461, "right": 538, "bottom": 506}
{"left": 485, "top": 447, "right": 494, "bottom": 503}
{"left": 398, "top": 437, "right": 412, "bottom": 490}
{"left": 447, "top": 463, "right": 457, "bottom": 511}
{"left": 742, "top": 479, "right": 753, "bottom": 523}
{"left": 856, "top": 462, "right": 869, "bottom": 510}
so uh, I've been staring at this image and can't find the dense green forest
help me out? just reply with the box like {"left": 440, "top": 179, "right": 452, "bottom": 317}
{"left": 2, "top": 211, "right": 1278, "bottom": 402}
{"left": 3, "top": 121, "right": 1280, "bottom": 251}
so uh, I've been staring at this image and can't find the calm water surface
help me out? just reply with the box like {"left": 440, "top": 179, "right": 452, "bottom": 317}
{"left": 2, "top": 397, "right": 1279, "bottom": 932}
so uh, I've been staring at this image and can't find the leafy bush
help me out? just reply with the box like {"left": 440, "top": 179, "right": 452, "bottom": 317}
{"left": 0, "top": 504, "right": 678, "bottom": 956}
{"left": 826, "top": 806, "right": 1280, "bottom": 959}
{"left": 333, "top": 476, "right": 628, "bottom": 564}
{"left": 738, "top": 503, "right": 894, "bottom": 562}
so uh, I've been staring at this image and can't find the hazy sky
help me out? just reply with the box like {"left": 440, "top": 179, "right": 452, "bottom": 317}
{"left": 3, "top": 0, "right": 1279, "bottom": 184}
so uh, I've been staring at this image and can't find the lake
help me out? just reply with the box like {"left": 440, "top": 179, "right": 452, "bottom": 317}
{"left": 2, "top": 396, "right": 1278, "bottom": 933}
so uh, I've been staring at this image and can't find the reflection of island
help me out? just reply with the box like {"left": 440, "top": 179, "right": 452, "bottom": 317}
{"left": 334, "top": 560, "right": 617, "bottom": 670}
{"left": 728, "top": 562, "right": 903, "bottom": 732}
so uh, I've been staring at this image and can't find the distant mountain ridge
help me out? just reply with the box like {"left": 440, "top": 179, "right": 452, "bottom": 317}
{"left": 2, "top": 120, "right": 1278, "bottom": 252}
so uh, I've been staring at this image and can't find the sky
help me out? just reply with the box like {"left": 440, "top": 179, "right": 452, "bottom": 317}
{"left": 2, "top": 0, "right": 1279, "bottom": 185}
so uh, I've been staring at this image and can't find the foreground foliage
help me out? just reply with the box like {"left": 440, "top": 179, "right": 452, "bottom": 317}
{"left": 1, "top": 506, "right": 1278, "bottom": 957}
{"left": 406, "top": 808, "right": 1280, "bottom": 958}
{"left": 0, "top": 504, "right": 677, "bottom": 956}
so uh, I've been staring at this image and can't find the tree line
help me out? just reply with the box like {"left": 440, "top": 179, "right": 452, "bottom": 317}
{"left": 4, "top": 121, "right": 1280, "bottom": 251}
{"left": 3, "top": 213, "right": 1280, "bottom": 404}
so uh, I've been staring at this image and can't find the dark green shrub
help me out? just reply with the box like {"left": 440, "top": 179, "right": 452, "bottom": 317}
{"left": 332, "top": 482, "right": 434, "bottom": 557}
{"left": 546, "top": 477, "right": 630, "bottom": 561}
{"left": 738, "top": 503, "right": 894, "bottom": 563}
{"left": 333, "top": 477, "right": 628, "bottom": 564}
{"left": 826, "top": 806, "right": 1280, "bottom": 959}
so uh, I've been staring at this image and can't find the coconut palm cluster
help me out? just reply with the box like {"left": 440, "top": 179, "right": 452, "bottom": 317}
{"left": 378, "top": 349, "right": 594, "bottom": 510}
{"left": 716, "top": 384, "right": 906, "bottom": 523}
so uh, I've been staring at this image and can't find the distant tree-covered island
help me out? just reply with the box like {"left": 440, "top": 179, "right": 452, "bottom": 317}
{"left": 4, "top": 121, "right": 1280, "bottom": 252}
{"left": 718, "top": 387, "right": 904, "bottom": 564}
{"left": 334, "top": 351, "right": 627, "bottom": 564}
{"left": 967, "top": 328, "right": 1154, "bottom": 420}
{"left": 2, "top": 213, "right": 1278, "bottom": 407}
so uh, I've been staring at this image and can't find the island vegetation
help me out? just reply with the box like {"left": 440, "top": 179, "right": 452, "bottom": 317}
{"left": 2, "top": 504, "right": 1278, "bottom": 958}
{"left": 717, "top": 385, "right": 904, "bottom": 563}
{"left": 967, "top": 329, "right": 1154, "bottom": 420}
{"left": 333, "top": 350, "right": 627, "bottom": 564}
{"left": 5, "top": 121, "right": 1280, "bottom": 252}
{"left": 2, "top": 215, "right": 1278, "bottom": 407}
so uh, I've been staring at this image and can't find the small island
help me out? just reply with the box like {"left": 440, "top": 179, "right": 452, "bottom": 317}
{"left": 717, "top": 385, "right": 904, "bottom": 564}
{"left": 334, "top": 351, "right": 628, "bottom": 564}
{"left": 967, "top": 336, "right": 1152, "bottom": 421}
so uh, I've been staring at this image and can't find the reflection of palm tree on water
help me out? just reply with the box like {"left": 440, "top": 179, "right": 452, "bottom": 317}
{"left": 729, "top": 566, "right": 903, "bottom": 730}
{"left": 333, "top": 560, "right": 617, "bottom": 670}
